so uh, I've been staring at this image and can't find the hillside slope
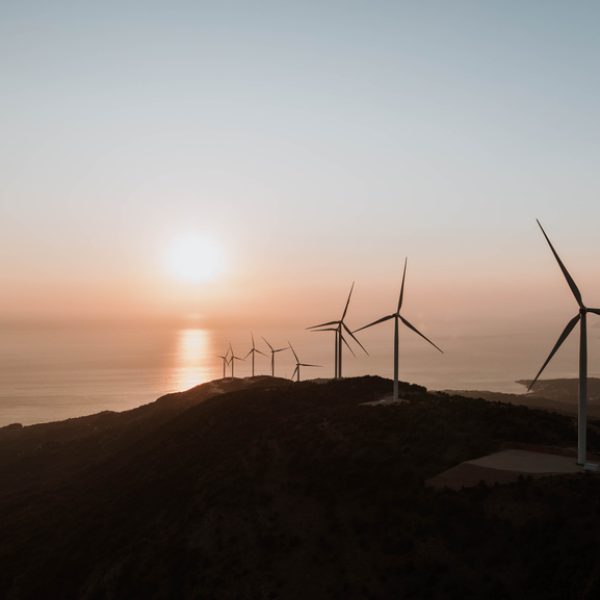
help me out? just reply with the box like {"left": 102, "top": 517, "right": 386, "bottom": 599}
{"left": 446, "top": 378, "right": 600, "bottom": 417}
{"left": 2, "top": 377, "right": 600, "bottom": 599}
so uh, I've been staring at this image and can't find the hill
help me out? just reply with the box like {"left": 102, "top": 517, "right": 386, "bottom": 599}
{"left": 2, "top": 376, "right": 600, "bottom": 599}
{"left": 446, "top": 377, "right": 600, "bottom": 417}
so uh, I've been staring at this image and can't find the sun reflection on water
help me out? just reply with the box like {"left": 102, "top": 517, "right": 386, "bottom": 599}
{"left": 169, "top": 328, "right": 215, "bottom": 392}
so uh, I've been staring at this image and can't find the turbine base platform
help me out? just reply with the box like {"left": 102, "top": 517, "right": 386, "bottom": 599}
{"left": 427, "top": 449, "right": 596, "bottom": 490}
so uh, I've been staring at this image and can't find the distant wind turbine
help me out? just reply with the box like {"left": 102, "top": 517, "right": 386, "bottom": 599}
{"left": 354, "top": 258, "right": 443, "bottom": 402}
{"left": 217, "top": 348, "right": 230, "bottom": 379}
{"left": 228, "top": 343, "right": 245, "bottom": 379}
{"left": 288, "top": 341, "right": 321, "bottom": 382}
{"left": 528, "top": 220, "right": 600, "bottom": 468}
{"left": 262, "top": 337, "right": 288, "bottom": 377}
{"left": 307, "top": 282, "right": 368, "bottom": 378}
{"left": 245, "top": 333, "right": 266, "bottom": 377}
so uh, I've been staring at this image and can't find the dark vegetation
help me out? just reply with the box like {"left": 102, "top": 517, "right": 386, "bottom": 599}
{"left": 2, "top": 376, "right": 600, "bottom": 599}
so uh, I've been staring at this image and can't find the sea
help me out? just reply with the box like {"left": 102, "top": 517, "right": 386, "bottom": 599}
{"left": 0, "top": 320, "right": 587, "bottom": 427}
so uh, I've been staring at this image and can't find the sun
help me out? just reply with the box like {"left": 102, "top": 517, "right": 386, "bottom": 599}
{"left": 165, "top": 234, "right": 224, "bottom": 283}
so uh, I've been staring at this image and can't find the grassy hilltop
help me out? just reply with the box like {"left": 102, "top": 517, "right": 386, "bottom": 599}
{"left": 2, "top": 376, "right": 600, "bottom": 599}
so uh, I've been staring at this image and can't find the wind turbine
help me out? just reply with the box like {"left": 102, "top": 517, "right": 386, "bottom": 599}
{"left": 228, "top": 343, "right": 245, "bottom": 379}
{"left": 528, "top": 220, "right": 600, "bottom": 468}
{"left": 217, "top": 348, "right": 230, "bottom": 379}
{"left": 307, "top": 282, "right": 368, "bottom": 378}
{"left": 262, "top": 337, "right": 288, "bottom": 377}
{"left": 245, "top": 333, "right": 266, "bottom": 377}
{"left": 354, "top": 258, "right": 443, "bottom": 402}
{"left": 288, "top": 341, "right": 321, "bottom": 382}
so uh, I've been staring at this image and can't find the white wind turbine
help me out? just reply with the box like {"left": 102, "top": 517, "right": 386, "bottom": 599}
{"left": 262, "top": 337, "right": 289, "bottom": 377}
{"left": 307, "top": 282, "right": 368, "bottom": 378}
{"left": 228, "top": 343, "right": 245, "bottom": 379}
{"left": 529, "top": 220, "right": 600, "bottom": 468}
{"left": 288, "top": 342, "right": 321, "bottom": 382}
{"left": 217, "top": 347, "right": 230, "bottom": 379}
{"left": 354, "top": 258, "right": 443, "bottom": 402}
{"left": 245, "top": 333, "right": 266, "bottom": 377}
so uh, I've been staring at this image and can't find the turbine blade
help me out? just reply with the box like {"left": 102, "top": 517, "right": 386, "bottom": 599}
{"left": 291, "top": 366, "right": 298, "bottom": 379}
{"left": 244, "top": 349, "right": 252, "bottom": 359}
{"left": 307, "top": 320, "right": 339, "bottom": 330}
{"left": 262, "top": 336, "right": 274, "bottom": 351}
{"left": 341, "top": 282, "right": 355, "bottom": 320}
{"left": 528, "top": 314, "right": 580, "bottom": 390}
{"left": 354, "top": 314, "right": 394, "bottom": 333}
{"left": 343, "top": 322, "right": 369, "bottom": 355}
{"left": 340, "top": 333, "right": 356, "bottom": 356}
{"left": 251, "top": 333, "right": 255, "bottom": 349}
{"left": 310, "top": 327, "right": 338, "bottom": 332}
{"left": 587, "top": 308, "right": 600, "bottom": 316}
{"left": 288, "top": 341, "right": 299, "bottom": 363}
{"left": 274, "top": 347, "right": 288, "bottom": 353}
{"left": 399, "top": 316, "right": 443, "bottom": 353}
{"left": 398, "top": 257, "right": 408, "bottom": 312}
{"left": 255, "top": 349, "right": 267, "bottom": 357}
{"left": 537, "top": 219, "right": 584, "bottom": 307}
{"left": 300, "top": 363, "right": 321, "bottom": 367}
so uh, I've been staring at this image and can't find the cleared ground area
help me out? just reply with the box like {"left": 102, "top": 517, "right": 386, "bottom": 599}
{"left": 428, "top": 449, "right": 585, "bottom": 490}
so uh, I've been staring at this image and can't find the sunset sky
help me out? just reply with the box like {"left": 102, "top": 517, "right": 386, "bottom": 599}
{"left": 2, "top": 1, "right": 600, "bottom": 338}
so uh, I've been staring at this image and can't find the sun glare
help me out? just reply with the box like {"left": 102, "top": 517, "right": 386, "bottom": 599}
{"left": 170, "top": 328, "right": 214, "bottom": 391}
{"left": 165, "top": 234, "right": 224, "bottom": 283}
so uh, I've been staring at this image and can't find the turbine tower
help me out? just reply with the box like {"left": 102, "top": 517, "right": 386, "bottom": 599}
{"left": 245, "top": 333, "right": 266, "bottom": 377}
{"left": 217, "top": 348, "right": 230, "bottom": 379}
{"left": 528, "top": 220, "right": 600, "bottom": 468}
{"left": 288, "top": 341, "right": 321, "bottom": 382}
{"left": 307, "top": 282, "right": 368, "bottom": 378}
{"left": 262, "top": 337, "right": 288, "bottom": 377}
{"left": 228, "top": 343, "right": 245, "bottom": 379}
{"left": 354, "top": 258, "right": 443, "bottom": 402}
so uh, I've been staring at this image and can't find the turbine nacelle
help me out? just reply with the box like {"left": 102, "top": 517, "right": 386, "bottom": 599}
{"left": 354, "top": 260, "right": 443, "bottom": 355}
{"left": 288, "top": 340, "right": 321, "bottom": 381}
{"left": 261, "top": 337, "right": 288, "bottom": 377}
{"left": 262, "top": 336, "right": 288, "bottom": 354}
{"left": 306, "top": 282, "right": 368, "bottom": 379}
{"left": 246, "top": 333, "right": 267, "bottom": 358}
{"left": 352, "top": 258, "right": 443, "bottom": 402}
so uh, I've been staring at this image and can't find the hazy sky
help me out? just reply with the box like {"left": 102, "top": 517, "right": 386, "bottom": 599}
{"left": 2, "top": 1, "right": 600, "bottom": 335}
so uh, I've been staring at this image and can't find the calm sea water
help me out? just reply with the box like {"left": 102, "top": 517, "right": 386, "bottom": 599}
{"left": 0, "top": 321, "right": 588, "bottom": 426}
